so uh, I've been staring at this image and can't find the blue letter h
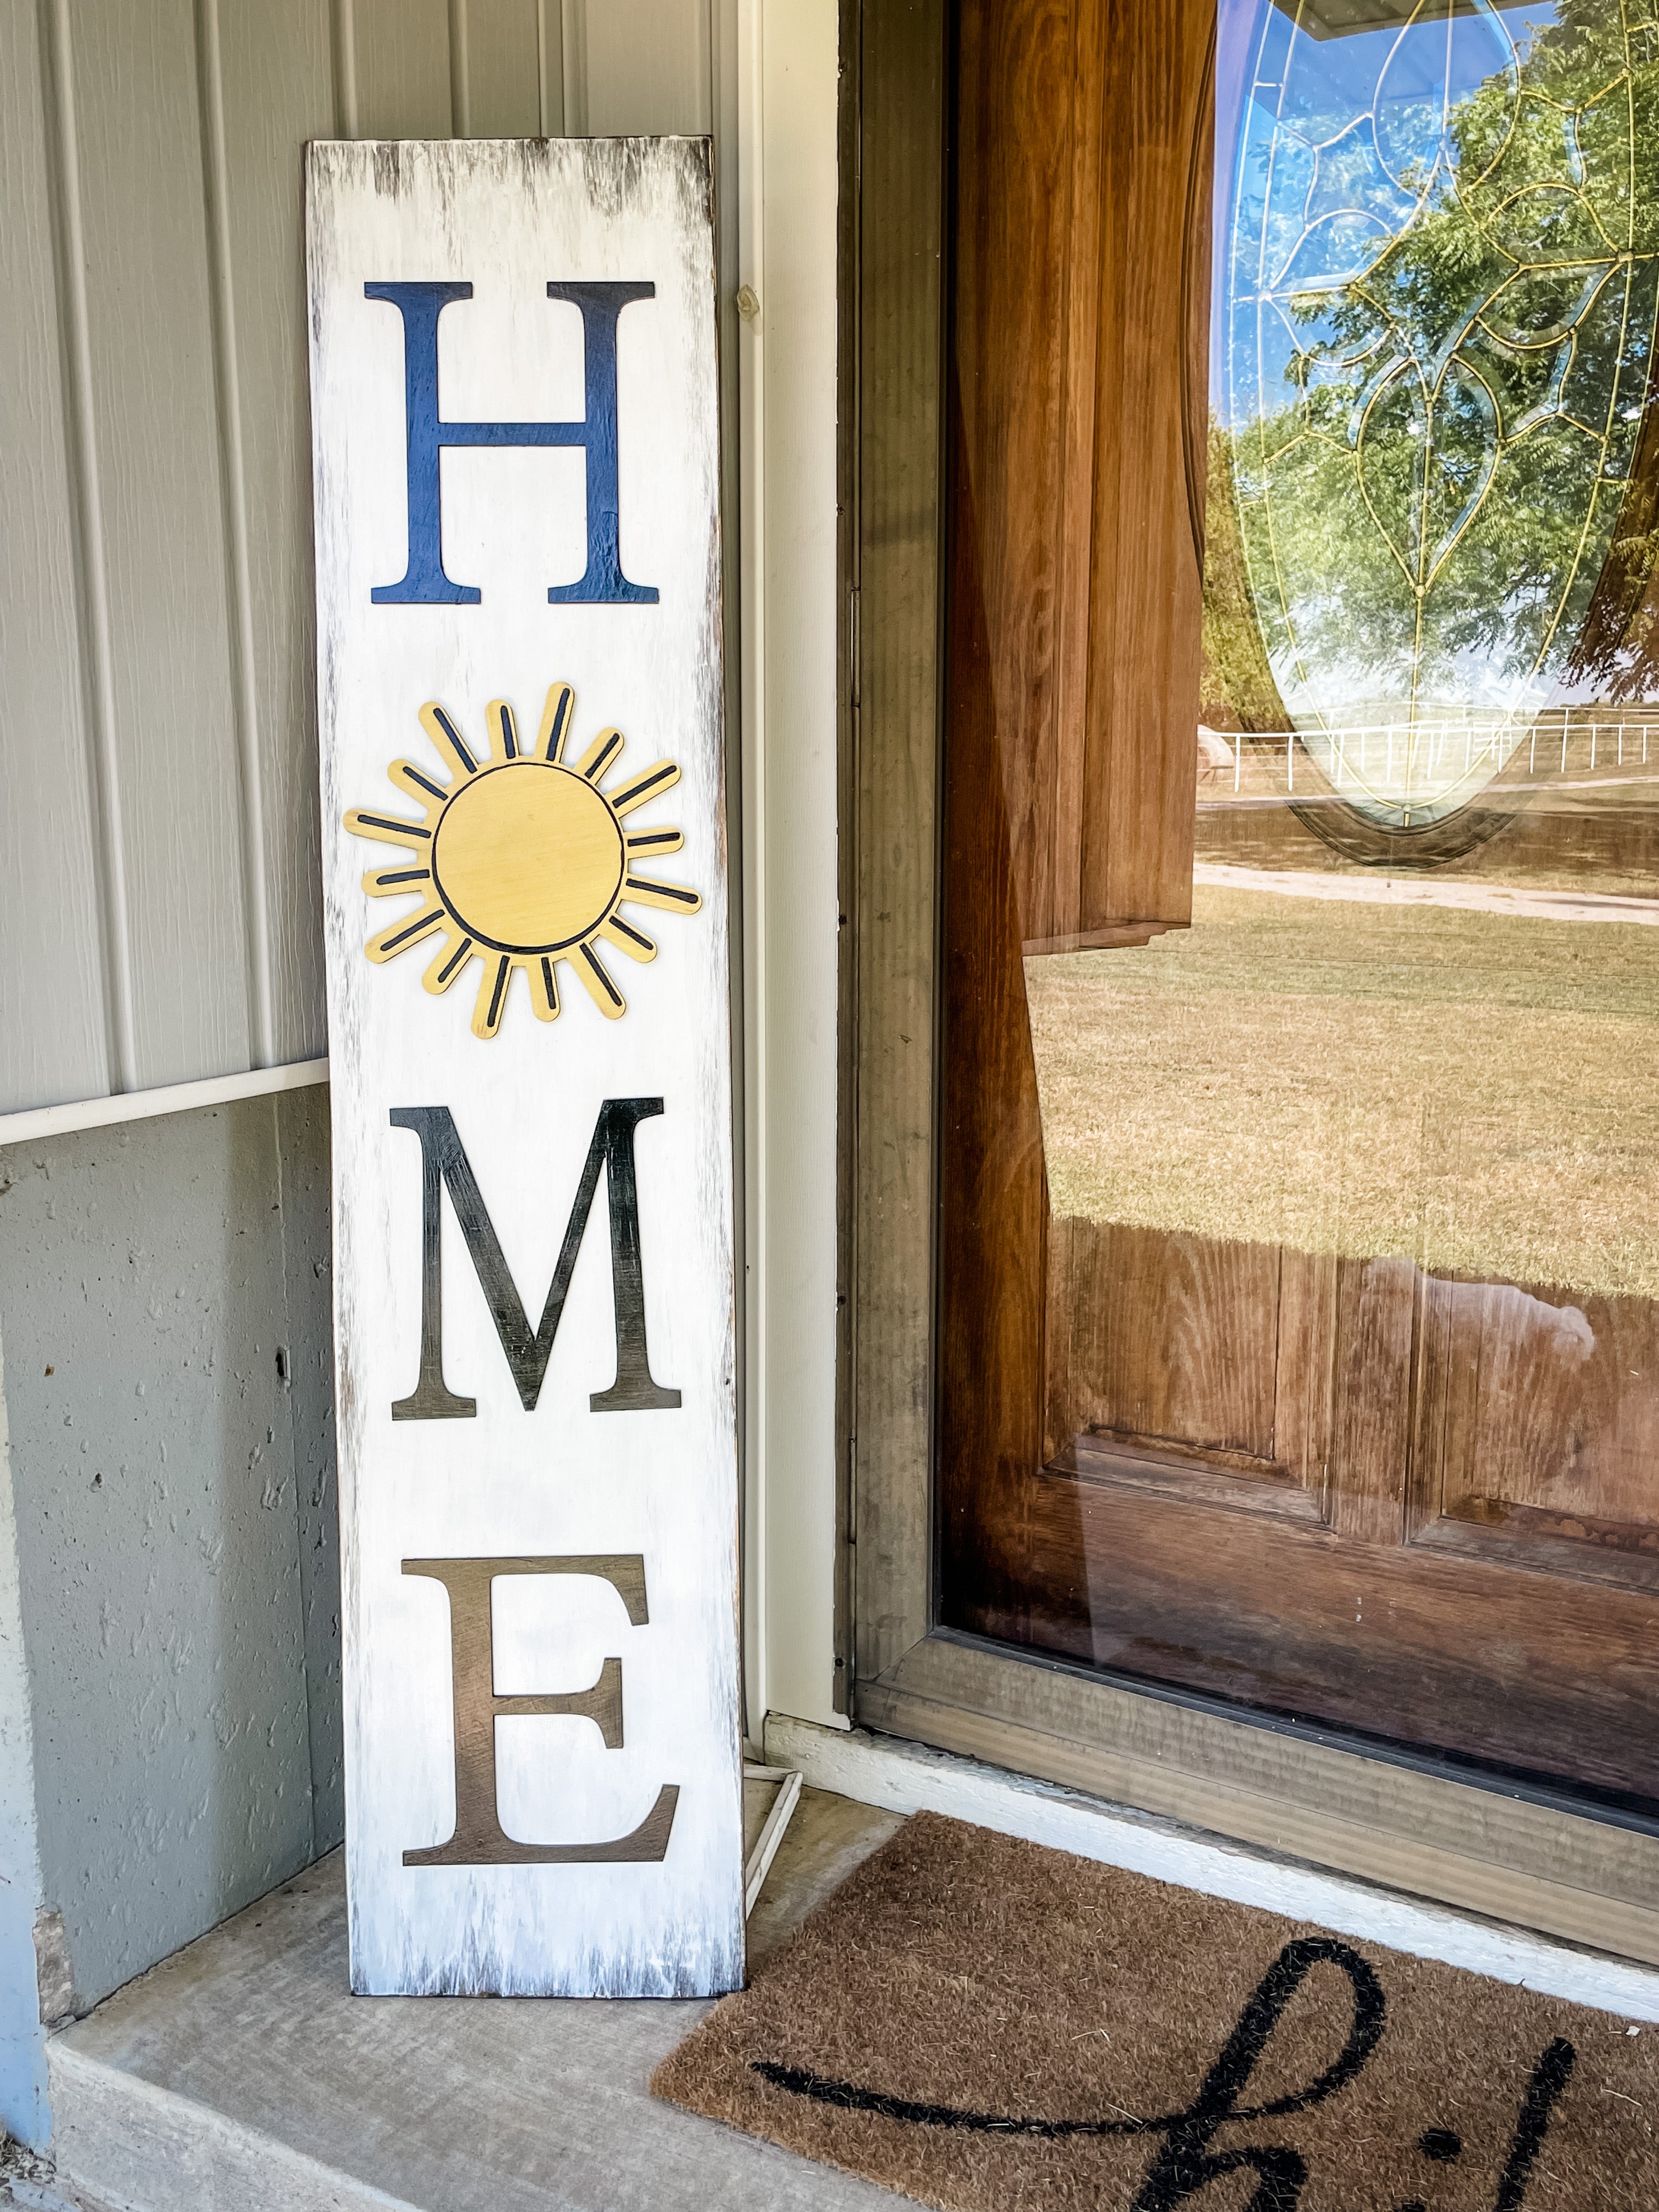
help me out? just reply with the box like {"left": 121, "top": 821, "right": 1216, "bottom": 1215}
{"left": 365, "top": 280, "right": 658, "bottom": 606}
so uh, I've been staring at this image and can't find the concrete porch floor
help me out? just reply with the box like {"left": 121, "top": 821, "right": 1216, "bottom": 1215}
{"left": 19, "top": 1785, "right": 905, "bottom": 2212}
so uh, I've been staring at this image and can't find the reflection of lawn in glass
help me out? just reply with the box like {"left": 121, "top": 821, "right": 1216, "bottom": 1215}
{"left": 1026, "top": 887, "right": 1659, "bottom": 1299}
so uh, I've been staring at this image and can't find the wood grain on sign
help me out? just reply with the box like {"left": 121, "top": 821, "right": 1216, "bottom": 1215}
{"left": 306, "top": 137, "right": 741, "bottom": 1996}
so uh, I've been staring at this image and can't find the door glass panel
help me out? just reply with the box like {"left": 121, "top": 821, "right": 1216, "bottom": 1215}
{"left": 939, "top": 0, "right": 1659, "bottom": 1815}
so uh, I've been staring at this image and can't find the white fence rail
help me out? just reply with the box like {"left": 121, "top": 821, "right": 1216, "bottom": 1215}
{"left": 1215, "top": 710, "right": 1659, "bottom": 802}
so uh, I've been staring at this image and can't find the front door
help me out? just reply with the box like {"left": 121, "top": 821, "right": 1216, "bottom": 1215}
{"left": 937, "top": 0, "right": 1659, "bottom": 1816}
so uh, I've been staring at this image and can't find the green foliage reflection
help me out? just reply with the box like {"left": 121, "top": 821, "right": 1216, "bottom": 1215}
{"left": 1218, "top": 0, "right": 1659, "bottom": 822}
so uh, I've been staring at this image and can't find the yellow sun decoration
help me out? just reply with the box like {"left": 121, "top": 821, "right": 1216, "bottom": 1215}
{"left": 344, "top": 681, "right": 699, "bottom": 1039}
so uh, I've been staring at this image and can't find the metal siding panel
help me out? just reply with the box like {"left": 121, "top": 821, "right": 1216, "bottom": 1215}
{"left": 0, "top": 0, "right": 112, "bottom": 1114}
{"left": 352, "top": 0, "right": 455, "bottom": 139}
{"left": 577, "top": 0, "right": 712, "bottom": 136}
{"left": 70, "top": 0, "right": 251, "bottom": 1090}
{"left": 462, "top": 0, "right": 543, "bottom": 137}
{"left": 216, "top": 0, "right": 335, "bottom": 1065}
{"left": 5, "top": 0, "right": 733, "bottom": 1116}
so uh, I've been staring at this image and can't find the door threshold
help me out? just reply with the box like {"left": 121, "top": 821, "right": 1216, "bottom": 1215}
{"left": 763, "top": 1711, "right": 1659, "bottom": 2024}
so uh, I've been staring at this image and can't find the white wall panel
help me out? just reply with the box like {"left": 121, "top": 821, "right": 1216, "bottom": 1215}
{"left": 351, "top": 0, "right": 455, "bottom": 139}
{"left": 215, "top": 0, "right": 336, "bottom": 1068}
{"left": 1, "top": 0, "right": 736, "bottom": 1121}
{"left": 71, "top": 0, "right": 251, "bottom": 1093}
{"left": 577, "top": 0, "right": 713, "bottom": 134}
{"left": 460, "top": 0, "right": 545, "bottom": 136}
{"left": 0, "top": 0, "right": 110, "bottom": 1116}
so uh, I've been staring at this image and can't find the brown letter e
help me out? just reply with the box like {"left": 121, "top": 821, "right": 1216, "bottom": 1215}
{"left": 401, "top": 1555, "right": 678, "bottom": 1867}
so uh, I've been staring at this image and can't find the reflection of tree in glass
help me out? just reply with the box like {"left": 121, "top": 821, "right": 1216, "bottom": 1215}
{"left": 1227, "top": 0, "right": 1659, "bottom": 743}
{"left": 1203, "top": 423, "right": 1290, "bottom": 730}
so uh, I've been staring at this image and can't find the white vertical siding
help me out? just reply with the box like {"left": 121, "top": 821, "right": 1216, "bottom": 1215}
{"left": 0, "top": 0, "right": 112, "bottom": 1113}
{"left": 0, "top": 0, "right": 738, "bottom": 1119}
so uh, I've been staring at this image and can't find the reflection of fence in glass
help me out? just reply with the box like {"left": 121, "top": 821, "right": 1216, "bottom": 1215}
{"left": 1203, "top": 707, "right": 1659, "bottom": 814}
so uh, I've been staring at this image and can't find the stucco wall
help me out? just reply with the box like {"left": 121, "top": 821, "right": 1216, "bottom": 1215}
{"left": 0, "top": 1091, "right": 340, "bottom": 2068}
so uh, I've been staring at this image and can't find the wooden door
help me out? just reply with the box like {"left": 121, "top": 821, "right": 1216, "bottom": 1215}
{"left": 938, "top": 0, "right": 1659, "bottom": 1813}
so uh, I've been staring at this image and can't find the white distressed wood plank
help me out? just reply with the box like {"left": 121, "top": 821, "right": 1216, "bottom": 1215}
{"left": 215, "top": 0, "right": 335, "bottom": 1066}
{"left": 352, "top": 0, "right": 455, "bottom": 139}
{"left": 0, "top": 0, "right": 112, "bottom": 1114}
{"left": 70, "top": 0, "right": 251, "bottom": 1090}
{"left": 308, "top": 137, "right": 743, "bottom": 1995}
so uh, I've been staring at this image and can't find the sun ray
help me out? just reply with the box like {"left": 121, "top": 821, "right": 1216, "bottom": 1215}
{"left": 363, "top": 865, "right": 432, "bottom": 898}
{"left": 610, "top": 761, "right": 681, "bottom": 816}
{"left": 624, "top": 827, "right": 684, "bottom": 859}
{"left": 487, "top": 698, "right": 520, "bottom": 761}
{"left": 529, "top": 954, "right": 561, "bottom": 1022}
{"left": 537, "top": 681, "right": 576, "bottom": 763}
{"left": 390, "top": 759, "right": 450, "bottom": 809}
{"left": 366, "top": 904, "right": 445, "bottom": 963}
{"left": 621, "top": 874, "right": 702, "bottom": 915}
{"left": 419, "top": 702, "right": 481, "bottom": 781}
{"left": 601, "top": 914, "right": 657, "bottom": 962}
{"left": 574, "top": 941, "right": 627, "bottom": 1018}
{"left": 423, "top": 931, "right": 476, "bottom": 996}
{"left": 473, "top": 955, "right": 513, "bottom": 1040}
{"left": 575, "top": 726, "right": 625, "bottom": 782}
{"left": 345, "top": 806, "right": 433, "bottom": 851}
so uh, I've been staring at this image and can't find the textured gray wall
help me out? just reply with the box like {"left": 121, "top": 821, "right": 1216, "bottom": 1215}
{"left": 0, "top": 1091, "right": 340, "bottom": 2017}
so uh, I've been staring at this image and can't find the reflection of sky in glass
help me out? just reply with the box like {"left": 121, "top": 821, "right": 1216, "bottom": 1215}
{"left": 1214, "top": 1, "right": 1561, "bottom": 419}
{"left": 1211, "top": 0, "right": 1659, "bottom": 826}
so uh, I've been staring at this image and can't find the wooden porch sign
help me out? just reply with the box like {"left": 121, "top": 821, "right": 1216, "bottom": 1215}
{"left": 304, "top": 138, "right": 742, "bottom": 1996}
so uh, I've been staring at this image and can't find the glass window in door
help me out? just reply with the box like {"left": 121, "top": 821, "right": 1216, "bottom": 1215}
{"left": 939, "top": 0, "right": 1659, "bottom": 1817}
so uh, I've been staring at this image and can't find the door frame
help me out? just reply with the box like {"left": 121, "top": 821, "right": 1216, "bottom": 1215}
{"left": 840, "top": 0, "right": 1659, "bottom": 1965}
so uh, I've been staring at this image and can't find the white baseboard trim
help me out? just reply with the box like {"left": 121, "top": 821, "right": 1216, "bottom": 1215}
{"left": 764, "top": 1711, "right": 1659, "bottom": 2024}
{"left": 0, "top": 1060, "right": 329, "bottom": 1149}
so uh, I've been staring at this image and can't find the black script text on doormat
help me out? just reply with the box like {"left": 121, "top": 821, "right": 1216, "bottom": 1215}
{"left": 651, "top": 1813, "right": 1655, "bottom": 2210}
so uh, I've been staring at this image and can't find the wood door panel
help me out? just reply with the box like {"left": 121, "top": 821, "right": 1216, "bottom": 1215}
{"left": 940, "top": 0, "right": 1215, "bottom": 1633}
{"left": 1274, "top": 1246, "right": 1337, "bottom": 1499}
{"left": 1045, "top": 1216, "right": 1282, "bottom": 1468}
{"left": 1412, "top": 1270, "right": 1659, "bottom": 1593}
{"left": 937, "top": 382, "right": 1052, "bottom": 1639}
{"left": 951, "top": 0, "right": 1209, "bottom": 953}
{"left": 1412, "top": 1510, "right": 1659, "bottom": 1596}
{"left": 1424, "top": 1275, "right": 1659, "bottom": 1526}
{"left": 944, "top": 1466, "right": 1659, "bottom": 1803}
{"left": 1058, "top": 1431, "right": 1325, "bottom": 1526}
{"left": 1043, "top": 1221, "right": 1425, "bottom": 1535}
{"left": 1327, "top": 1254, "right": 1415, "bottom": 1548}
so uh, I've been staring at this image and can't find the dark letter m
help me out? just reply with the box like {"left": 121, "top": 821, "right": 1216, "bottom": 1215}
{"left": 391, "top": 1100, "right": 680, "bottom": 1419}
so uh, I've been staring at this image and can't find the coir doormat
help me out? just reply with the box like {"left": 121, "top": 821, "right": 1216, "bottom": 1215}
{"left": 651, "top": 1812, "right": 1657, "bottom": 2210}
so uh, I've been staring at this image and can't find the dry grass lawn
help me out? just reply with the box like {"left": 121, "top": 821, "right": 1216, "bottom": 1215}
{"left": 1025, "top": 885, "right": 1659, "bottom": 1297}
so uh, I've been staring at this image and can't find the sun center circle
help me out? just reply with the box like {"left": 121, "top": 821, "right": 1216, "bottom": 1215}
{"left": 431, "top": 762, "right": 624, "bottom": 953}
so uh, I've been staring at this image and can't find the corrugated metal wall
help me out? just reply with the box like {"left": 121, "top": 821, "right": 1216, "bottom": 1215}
{"left": 0, "top": 0, "right": 736, "bottom": 1118}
